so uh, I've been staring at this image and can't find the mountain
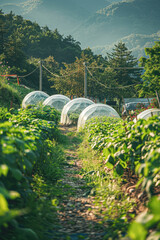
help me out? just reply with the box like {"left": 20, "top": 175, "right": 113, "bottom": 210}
{"left": 72, "top": 0, "right": 160, "bottom": 48}
{"left": 92, "top": 31, "right": 160, "bottom": 58}
{"left": 1, "top": 0, "right": 160, "bottom": 58}
{"left": 0, "top": 0, "right": 110, "bottom": 35}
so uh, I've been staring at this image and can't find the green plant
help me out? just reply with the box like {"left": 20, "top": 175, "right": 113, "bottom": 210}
{"left": 82, "top": 115, "right": 160, "bottom": 238}
{"left": 0, "top": 103, "right": 64, "bottom": 239}
{"left": 69, "top": 112, "right": 80, "bottom": 125}
{"left": 128, "top": 196, "right": 160, "bottom": 240}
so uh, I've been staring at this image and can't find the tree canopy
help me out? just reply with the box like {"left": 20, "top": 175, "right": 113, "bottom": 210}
{"left": 0, "top": 11, "right": 144, "bottom": 101}
{"left": 139, "top": 40, "right": 160, "bottom": 97}
{"left": 0, "top": 10, "right": 82, "bottom": 93}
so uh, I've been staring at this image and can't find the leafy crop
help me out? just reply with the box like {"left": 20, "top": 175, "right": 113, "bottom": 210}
{"left": 84, "top": 116, "right": 160, "bottom": 195}
{"left": 69, "top": 112, "right": 80, "bottom": 125}
{"left": 0, "top": 107, "right": 11, "bottom": 122}
{"left": 128, "top": 196, "right": 160, "bottom": 240}
{"left": 83, "top": 115, "right": 160, "bottom": 238}
{"left": 0, "top": 104, "right": 62, "bottom": 239}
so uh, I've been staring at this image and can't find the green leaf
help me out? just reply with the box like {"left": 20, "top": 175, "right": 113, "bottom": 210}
{"left": 0, "top": 164, "right": 8, "bottom": 177}
{"left": 0, "top": 194, "right": 9, "bottom": 214}
{"left": 11, "top": 168, "right": 23, "bottom": 181}
{"left": 128, "top": 221, "right": 147, "bottom": 240}
{"left": 148, "top": 197, "right": 160, "bottom": 217}
{"left": 116, "top": 164, "right": 124, "bottom": 175}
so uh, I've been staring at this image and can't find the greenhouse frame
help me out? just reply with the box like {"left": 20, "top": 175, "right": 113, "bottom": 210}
{"left": 43, "top": 94, "right": 70, "bottom": 112}
{"left": 135, "top": 108, "right": 160, "bottom": 121}
{"left": 77, "top": 103, "right": 120, "bottom": 130}
{"left": 22, "top": 91, "right": 49, "bottom": 108}
{"left": 60, "top": 98, "right": 94, "bottom": 125}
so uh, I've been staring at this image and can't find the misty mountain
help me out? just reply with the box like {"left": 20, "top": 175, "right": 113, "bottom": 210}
{"left": 1, "top": 0, "right": 160, "bottom": 58}
{"left": 72, "top": 0, "right": 160, "bottom": 48}
{"left": 0, "top": 0, "right": 110, "bottom": 34}
{"left": 93, "top": 31, "right": 160, "bottom": 59}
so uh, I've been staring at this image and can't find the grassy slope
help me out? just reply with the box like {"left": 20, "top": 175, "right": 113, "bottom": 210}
{"left": 0, "top": 78, "right": 32, "bottom": 109}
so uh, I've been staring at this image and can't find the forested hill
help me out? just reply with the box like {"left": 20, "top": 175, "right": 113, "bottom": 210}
{"left": 0, "top": 0, "right": 111, "bottom": 35}
{"left": 0, "top": 10, "right": 82, "bottom": 93}
{"left": 1, "top": 0, "right": 160, "bottom": 58}
{"left": 0, "top": 11, "right": 82, "bottom": 64}
{"left": 73, "top": 0, "right": 160, "bottom": 48}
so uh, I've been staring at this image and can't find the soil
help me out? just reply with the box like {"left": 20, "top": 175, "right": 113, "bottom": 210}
{"left": 51, "top": 125, "right": 149, "bottom": 240}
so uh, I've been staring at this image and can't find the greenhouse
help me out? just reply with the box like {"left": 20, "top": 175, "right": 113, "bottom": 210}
{"left": 22, "top": 91, "right": 49, "bottom": 108}
{"left": 43, "top": 94, "right": 70, "bottom": 112}
{"left": 135, "top": 108, "right": 160, "bottom": 121}
{"left": 77, "top": 103, "right": 120, "bottom": 130}
{"left": 61, "top": 98, "right": 94, "bottom": 125}
{"left": 122, "top": 98, "right": 153, "bottom": 116}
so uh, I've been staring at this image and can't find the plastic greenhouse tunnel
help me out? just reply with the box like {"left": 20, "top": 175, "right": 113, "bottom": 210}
{"left": 134, "top": 108, "right": 160, "bottom": 121}
{"left": 43, "top": 94, "right": 70, "bottom": 112}
{"left": 60, "top": 98, "right": 94, "bottom": 125}
{"left": 77, "top": 103, "right": 120, "bottom": 131}
{"left": 22, "top": 91, "right": 49, "bottom": 108}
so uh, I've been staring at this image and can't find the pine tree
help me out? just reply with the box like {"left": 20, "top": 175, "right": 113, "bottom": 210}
{"left": 0, "top": 10, "right": 5, "bottom": 55}
{"left": 107, "top": 41, "right": 142, "bottom": 86}
{"left": 105, "top": 42, "right": 142, "bottom": 109}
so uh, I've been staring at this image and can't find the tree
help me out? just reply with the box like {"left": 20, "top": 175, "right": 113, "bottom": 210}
{"left": 0, "top": 10, "right": 5, "bottom": 54}
{"left": 50, "top": 49, "right": 108, "bottom": 97}
{"left": 50, "top": 56, "right": 85, "bottom": 97}
{"left": 138, "top": 40, "right": 160, "bottom": 97}
{"left": 105, "top": 41, "right": 142, "bottom": 106}
{"left": 107, "top": 41, "right": 141, "bottom": 86}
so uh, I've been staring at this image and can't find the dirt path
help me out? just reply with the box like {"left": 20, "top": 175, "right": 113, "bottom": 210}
{"left": 53, "top": 125, "right": 107, "bottom": 240}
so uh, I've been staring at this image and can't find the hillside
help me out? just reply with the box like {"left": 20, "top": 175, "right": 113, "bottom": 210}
{"left": 1, "top": 0, "right": 160, "bottom": 58}
{"left": 0, "top": 0, "right": 110, "bottom": 35}
{"left": 73, "top": 0, "right": 160, "bottom": 48}
{"left": 0, "top": 78, "right": 32, "bottom": 109}
{"left": 93, "top": 31, "right": 160, "bottom": 58}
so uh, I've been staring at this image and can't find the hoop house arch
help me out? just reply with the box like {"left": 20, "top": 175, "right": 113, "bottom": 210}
{"left": 135, "top": 108, "right": 160, "bottom": 121}
{"left": 61, "top": 98, "right": 94, "bottom": 125}
{"left": 77, "top": 103, "right": 120, "bottom": 130}
{"left": 43, "top": 94, "right": 70, "bottom": 112}
{"left": 22, "top": 91, "right": 49, "bottom": 108}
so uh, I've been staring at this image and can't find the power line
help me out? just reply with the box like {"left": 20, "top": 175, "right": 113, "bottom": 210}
{"left": 18, "top": 63, "right": 40, "bottom": 78}
{"left": 42, "top": 64, "right": 82, "bottom": 78}
{"left": 42, "top": 64, "right": 60, "bottom": 77}
{"left": 88, "top": 66, "right": 144, "bottom": 70}
{"left": 86, "top": 66, "right": 142, "bottom": 90}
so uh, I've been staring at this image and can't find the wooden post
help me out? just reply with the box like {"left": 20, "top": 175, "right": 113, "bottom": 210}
{"left": 84, "top": 62, "right": 87, "bottom": 98}
{"left": 156, "top": 91, "right": 160, "bottom": 108}
{"left": 39, "top": 60, "right": 42, "bottom": 91}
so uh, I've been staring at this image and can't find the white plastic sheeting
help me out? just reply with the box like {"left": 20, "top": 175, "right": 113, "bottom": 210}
{"left": 125, "top": 102, "right": 149, "bottom": 110}
{"left": 61, "top": 98, "right": 94, "bottom": 125}
{"left": 135, "top": 108, "right": 160, "bottom": 121}
{"left": 22, "top": 91, "right": 49, "bottom": 108}
{"left": 77, "top": 103, "right": 120, "bottom": 130}
{"left": 122, "top": 98, "right": 153, "bottom": 115}
{"left": 43, "top": 94, "right": 70, "bottom": 112}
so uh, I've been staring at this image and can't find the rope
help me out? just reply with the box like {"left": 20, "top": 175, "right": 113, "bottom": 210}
{"left": 87, "top": 66, "right": 144, "bottom": 70}
{"left": 18, "top": 64, "right": 39, "bottom": 78}
{"left": 42, "top": 64, "right": 82, "bottom": 78}
{"left": 42, "top": 64, "right": 60, "bottom": 77}
{"left": 86, "top": 66, "right": 142, "bottom": 90}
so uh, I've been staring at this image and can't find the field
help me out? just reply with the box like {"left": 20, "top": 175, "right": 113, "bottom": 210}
{"left": 0, "top": 81, "right": 160, "bottom": 240}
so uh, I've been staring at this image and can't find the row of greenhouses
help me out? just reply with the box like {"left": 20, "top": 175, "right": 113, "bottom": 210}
{"left": 22, "top": 91, "right": 160, "bottom": 129}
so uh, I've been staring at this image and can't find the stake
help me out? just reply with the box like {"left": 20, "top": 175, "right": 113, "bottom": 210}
{"left": 39, "top": 60, "right": 42, "bottom": 91}
{"left": 155, "top": 91, "right": 160, "bottom": 108}
{"left": 84, "top": 62, "right": 87, "bottom": 98}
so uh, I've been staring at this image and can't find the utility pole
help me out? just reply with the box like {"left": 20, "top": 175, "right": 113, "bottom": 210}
{"left": 39, "top": 60, "right": 42, "bottom": 91}
{"left": 84, "top": 62, "right": 87, "bottom": 98}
